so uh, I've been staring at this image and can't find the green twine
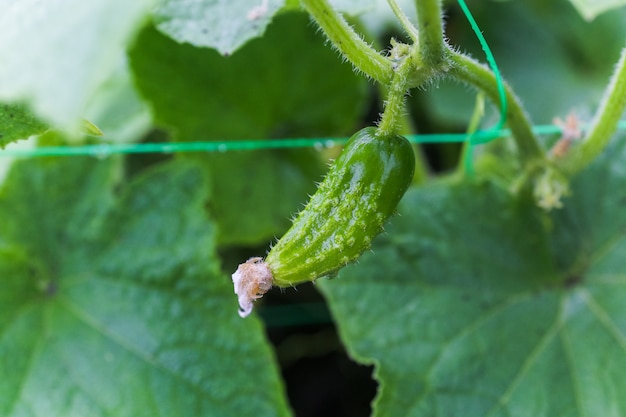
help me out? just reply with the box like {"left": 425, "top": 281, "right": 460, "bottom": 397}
{"left": 4, "top": 123, "right": 626, "bottom": 158}
{"left": 456, "top": 0, "right": 508, "bottom": 175}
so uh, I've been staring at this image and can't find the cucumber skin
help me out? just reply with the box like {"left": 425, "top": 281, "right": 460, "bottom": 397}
{"left": 265, "top": 127, "right": 415, "bottom": 286}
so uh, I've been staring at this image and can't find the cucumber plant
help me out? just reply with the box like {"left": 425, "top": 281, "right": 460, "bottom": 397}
{"left": 2, "top": 0, "right": 626, "bottom": 416}
{"left": 232, "top": 0, "right": 626, "bottom": 316}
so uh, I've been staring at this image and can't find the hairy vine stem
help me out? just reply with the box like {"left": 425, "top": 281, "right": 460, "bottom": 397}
{"left": 377, "top": 53, "right": 415, "bottom": 137}
{"left": 557, "top": 46, "right": 626, "bottom": 175}
{"left": 300, "top": 0, "right": 393, "bottom": 84}
{"left": 303, "top": 0, "right": 547, "bottom": 174}
{"left": 414, "top": 0, "right": 446, "bottom": 66}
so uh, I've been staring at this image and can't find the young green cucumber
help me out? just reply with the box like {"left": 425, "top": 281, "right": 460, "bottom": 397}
{"left": 232, "top": 127, "right": 415, "bottom": 317}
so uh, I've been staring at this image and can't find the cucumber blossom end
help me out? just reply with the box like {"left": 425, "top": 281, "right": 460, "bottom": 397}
{"left": 232, "top": 257, "right": 273, "bottom": 318}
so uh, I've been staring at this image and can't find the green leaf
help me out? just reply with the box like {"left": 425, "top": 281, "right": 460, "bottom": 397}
{"left": 0, "top": 0, "right": 153, "bottom": 127}
{"left": 567, "top": 0, "right": 626, "bottom": 20}
{"left": 129, "top": 11, "right": 367, "bottom": 245}
{"left": 0, "top": 103, "right": 48, "bottom": 146}
{"left": 319, "top": 134, "right": 626, "bottom": 416}
{"left": 0, "top": 154, "right": 290, "bottom": 416}
{"left": 153, "top": 0, "right": 285, "bottom": 55}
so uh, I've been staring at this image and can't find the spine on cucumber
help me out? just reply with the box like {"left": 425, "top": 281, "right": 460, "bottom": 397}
{"left": 232, "top": 127, "right": 415, "bottom": 317}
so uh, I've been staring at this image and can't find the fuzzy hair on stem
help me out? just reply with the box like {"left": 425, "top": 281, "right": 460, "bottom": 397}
{"left": 301, "top": 0, "right": 393, "bottom": 84}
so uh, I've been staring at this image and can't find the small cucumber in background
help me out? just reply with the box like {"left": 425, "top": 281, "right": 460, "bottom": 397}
{"left": 232, "top": 127, "right": 415, "bottom": 317}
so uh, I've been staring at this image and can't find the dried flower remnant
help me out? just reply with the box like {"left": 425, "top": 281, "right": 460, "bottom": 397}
{"left": 232, "top": 257, "right": 274, "bottom": 317}
{"left": 551, "top": 113, "right": 583, "bottom": 158}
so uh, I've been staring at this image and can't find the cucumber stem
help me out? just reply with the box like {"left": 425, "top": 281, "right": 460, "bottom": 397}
{"left": 377, "top": 56, "right": 413, "bottom": 138}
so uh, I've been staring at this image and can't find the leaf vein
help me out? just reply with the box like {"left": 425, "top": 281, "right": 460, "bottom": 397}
{"left": 406, "top": 290, "right": 537, "bottom": 415}
{"left": 484, "top": 299, "right": 562, "bottom": 417}
{"left": 560, "top": 316, "right": 588, "bottom": 417}
{"left": 581, "top": 289, "right": 626, "bottom": 352}
{"left": 56, "top": 295, "right": 221, "bottom": 404}
{"left": 4, "top": 306, "right": 46, "bottom": 417}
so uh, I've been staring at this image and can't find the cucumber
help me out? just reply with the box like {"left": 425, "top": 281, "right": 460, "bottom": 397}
{"left": 232, "top": 127, "right": 415, "bottom": 317}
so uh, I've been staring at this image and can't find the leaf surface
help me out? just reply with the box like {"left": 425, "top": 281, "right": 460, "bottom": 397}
{"left": 0, "top": 153, "right": 291, "bottom": 416}
{"left": 320, "top": 135, "right": 626, "bottom": 416}
{"left": 154, "top": 0, "right": 284, "bottom": 55}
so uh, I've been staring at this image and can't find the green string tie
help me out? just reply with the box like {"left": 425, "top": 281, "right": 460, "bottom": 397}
{"left": 3, "top": 123, "right": 626, "bottom": 158}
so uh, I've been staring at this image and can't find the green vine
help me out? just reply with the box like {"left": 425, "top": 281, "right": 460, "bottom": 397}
{"left": 300, "top": 0, "right": 393, "bottom": 84}
{"left": 414, "top": 0, "right": 446, "bottom": 66}
{"left": 299, "top": 0, "right": 545, "bottom": 166}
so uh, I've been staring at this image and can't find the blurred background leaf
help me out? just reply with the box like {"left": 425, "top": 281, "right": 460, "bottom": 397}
{"left": 154, "top": 0, "right": 284, "bottom": 55}
{"left": 0, "top": 0, "right": 154, "bottom": 128}
{"left": 567, "top": 0, "right": 626, "bottom": 20}
{"left": 129, "top": 12, "right": 369, "bottom": 246}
